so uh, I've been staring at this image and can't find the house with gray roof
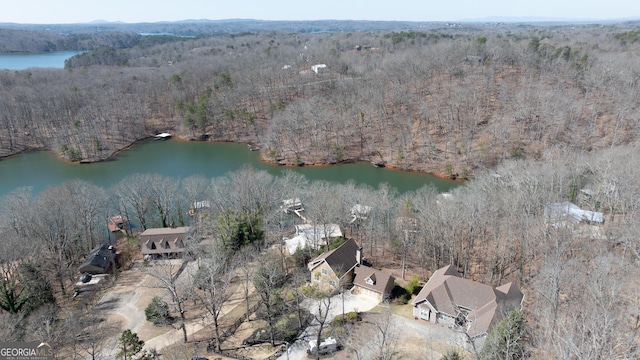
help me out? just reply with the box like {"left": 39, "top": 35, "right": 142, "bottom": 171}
{"left": 78, "top": 244, "right": 116, "bottom": 274}
{"left": 412, "top": 265, "right": 524, "bottom": 338}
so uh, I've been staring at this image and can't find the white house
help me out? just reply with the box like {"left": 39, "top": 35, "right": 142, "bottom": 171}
{"left": 285, "top": 223, "right": 343, "bottom": 255}
{"left": 311, "top": 64, "right": 327, "bottom": 74}
{"left": 544, "top": 202, "right": 604, "bottom": 226}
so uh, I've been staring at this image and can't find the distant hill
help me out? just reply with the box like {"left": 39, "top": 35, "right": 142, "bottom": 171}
{"left": 2, "top": 18, "right": 640, "bottom": 38}
{"left": 458, "top": 16, "right": 640, "bottom": 24}
{"left": 0, "top": 19, "right": 438, "bottom": 36}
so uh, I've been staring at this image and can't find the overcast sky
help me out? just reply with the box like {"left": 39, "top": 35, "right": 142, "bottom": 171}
{"left": 1, "top": 0, "right": 638, "bottom": 24}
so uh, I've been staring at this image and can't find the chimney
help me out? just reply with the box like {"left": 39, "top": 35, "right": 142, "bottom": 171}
{"left": 356, "top": 246, "right": 363, "bottom": 266}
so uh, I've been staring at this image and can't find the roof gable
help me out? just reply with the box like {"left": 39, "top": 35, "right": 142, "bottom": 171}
{"left": 308, "top": 238, "right": 359, "bottom": 276}
{"left": 79, "top": 244, "right": 115, "bottom": 274}
{"left": 140, "top": 227, "right": 190, "bottom": 255}
{"left": 353, "top": 266, "right": 395, "bottom": 294}
{"left": 413, "top": 265, "right": 524, "bottom": 337}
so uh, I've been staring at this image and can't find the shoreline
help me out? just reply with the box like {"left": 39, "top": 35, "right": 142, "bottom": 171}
{"left": 0, "top": 137, "right": 463, "bottom": 183}
{"left": 255, "top": 152, "right": 464, "bottom": 182}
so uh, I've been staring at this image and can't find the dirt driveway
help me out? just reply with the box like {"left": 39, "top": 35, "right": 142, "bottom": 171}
{"left": 90, "top": 259, "right": 253, "bottom": 360}
{"left": 91, "top": 262, "right": 164, "bottom": 359}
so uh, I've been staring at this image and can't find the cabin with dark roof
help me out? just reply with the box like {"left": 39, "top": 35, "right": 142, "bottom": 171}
{"left": 308, "top": 238, "right": 360, "bottom": 292}
{"left": 78, "top": 244, "right": 116, "bottom": 274}
{"left": 307, "top": 238, "right": 395, "bottom": 302}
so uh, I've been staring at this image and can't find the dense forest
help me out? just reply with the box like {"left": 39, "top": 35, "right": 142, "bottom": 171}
{"left": 1, "top": 20, "right": 640, "bottom": 359}
{"left": 2, "top": 21, "right": 640, "bottom": 177}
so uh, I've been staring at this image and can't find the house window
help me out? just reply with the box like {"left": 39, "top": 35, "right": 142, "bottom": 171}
{"left": 321, "top": 268, "right": 328, "bottom": 276}
{"left": 162, "top": 241, "right": 171, "bottom": 249}
{"left": 176, "top": 240, "right": 184, "bottom": 248}
{"left": 329, "top": 280, "right": 336, "bottom": 287}
{"left": 420, "top": 308, "right": 430, "bottom": 318}
{"left": 150, "top": 242, "right": 157, "bottom": 250}
{"left": 314, "top": 272, "right": 321, "bottom": 281}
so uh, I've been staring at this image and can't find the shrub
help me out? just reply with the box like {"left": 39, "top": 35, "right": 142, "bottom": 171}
{"left": 390, "top": 284, "right": 411, "bottom": 305}
{"left": 329, "top": 237, "right": 346, "bottom": 250}
{"left": 145, "top": 296, "right": 171, "bottom": 326}
{"left": 406, "top": 275, "right": 422, "bottom": 295}
{"left": 441, "top": 349, "right": 465, "bottom": 360}
{"left": 332, "top": 311, "right": 360, "bottom": 325}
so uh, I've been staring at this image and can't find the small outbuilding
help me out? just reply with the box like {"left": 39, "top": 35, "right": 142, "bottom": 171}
{"left": 465, "top": 55, "right": 484, "bottom": 66}
{"left": 311, "top": 64, "right": 327, "bottom": 74}
{"left": 108, "top": 214, "right": 128, "bottom": 232}
{"left": 282, "top": 198, "right": 304, "bottom": 213}
{"left": 187, "top": 200, "right": 211, "bottom": 216}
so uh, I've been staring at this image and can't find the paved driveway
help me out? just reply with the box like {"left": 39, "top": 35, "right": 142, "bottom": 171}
{"left": 279, "top": 293, "right": 470, "bottom": 360}
{"left": 279, "top": 291, "right": 380, "bottom": 360}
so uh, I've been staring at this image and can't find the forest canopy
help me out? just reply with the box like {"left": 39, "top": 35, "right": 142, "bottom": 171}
{"left": 1, "top": 20, "right": 640, "bottom": 178}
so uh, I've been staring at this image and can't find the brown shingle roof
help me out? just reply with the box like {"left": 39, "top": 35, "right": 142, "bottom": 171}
{"left": 412, "top": 265, "right": 524, "bottom": 337}
{"left": 353, "top": 265, "right": 395, "bottom": 295}
{"left": 140, "top": 227, "right": 190, "bottom": 255}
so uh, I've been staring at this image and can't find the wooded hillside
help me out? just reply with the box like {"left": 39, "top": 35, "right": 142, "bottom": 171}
{"left": 2, "top": 20, "right": 640, "bottom": 360}
{"left": 1, "top": 22, "right": 640, "bottom": 177}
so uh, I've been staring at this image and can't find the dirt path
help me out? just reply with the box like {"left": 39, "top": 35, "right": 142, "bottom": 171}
{"left": 91, "top": 259, "right": 256, "bottom": 359}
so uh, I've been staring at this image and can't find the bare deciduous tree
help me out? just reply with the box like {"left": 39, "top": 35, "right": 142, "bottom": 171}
{"left": 191, "top": 242, "right": 234, "bottom": 351}
{"left": 147, "top": 259, "right": 191, "bottom": 343}
{"left": 253, "top": 253, "right": 286, "bottom": 346}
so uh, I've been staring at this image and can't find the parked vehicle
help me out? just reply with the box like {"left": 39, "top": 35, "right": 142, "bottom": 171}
{"left": 307, "top": 337, "right": 338, "bottom": 356}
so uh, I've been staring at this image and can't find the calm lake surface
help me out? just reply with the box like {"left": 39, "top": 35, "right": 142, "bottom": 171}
{"left": 0, "top": 140, "right": 459, "bottom": 197}
{"left": 0, "top": 51, "right": 83, "bottom": 70}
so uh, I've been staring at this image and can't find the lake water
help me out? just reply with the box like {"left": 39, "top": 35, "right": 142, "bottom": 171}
{"left": 0, "top": 51, "right": 83, "bottom": 70}
{"left": 0, "top": 140, "right": 459, "bottom": 197}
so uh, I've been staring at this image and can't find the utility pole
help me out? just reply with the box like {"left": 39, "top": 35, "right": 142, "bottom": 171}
{"left": 402, "top": 229, "right": 408, "bottom": 280}
{"left": 341, "top": 288, "right": 345, "bottom": 324}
